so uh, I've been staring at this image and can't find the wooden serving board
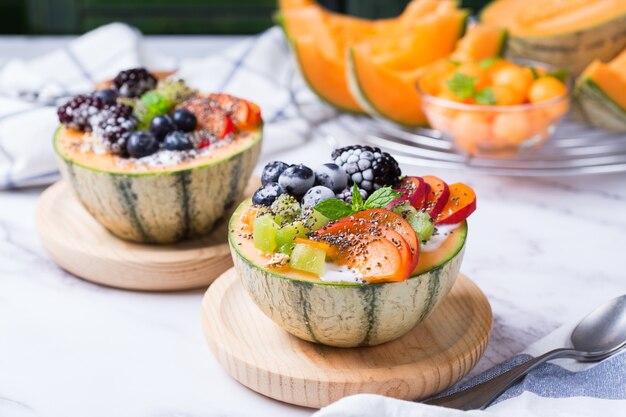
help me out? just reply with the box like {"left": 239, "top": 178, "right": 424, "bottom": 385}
{"left": 201, "top": 268, "right": 493, "bottom": 408}
{"left": 36, "top": 179, "right": 258, "bottom": 291}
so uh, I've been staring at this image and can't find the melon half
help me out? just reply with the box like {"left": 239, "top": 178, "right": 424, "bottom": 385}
{"left": 481, "top": 0, "right": 626, "bottom": 75}
{"left": 229, "top": 199, "right": 467, "bottom": 347}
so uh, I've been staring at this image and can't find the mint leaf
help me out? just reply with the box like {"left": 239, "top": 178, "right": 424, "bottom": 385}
{"left": 479, "top": 57, "right": 498, "bottom": 69}
{"left": 447, "top": 58, "right": 461, "bottom": 66}
{"left": 446, "top": 73, "right": 476, "bottom": 100}
{"left": 547, "top": 69, "right": 570, "bottom": 83}
{"left": 528, "top": 66, "right": 540, "bottom": 80}
{"left": 364, "top": 187, "right": 401, "bottom": 209}
{"left": 475, "top": 88, "right": 497, "bottom": 105}
{"left": 351, "top": 183, "right": 364, "bottom": 210}
{"left": 313, "top": 199, "right": 354, "bottom": 221}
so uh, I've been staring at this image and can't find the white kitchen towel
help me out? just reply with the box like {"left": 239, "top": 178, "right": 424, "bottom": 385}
{"left": 314, "top": 318, "right": 626, "bottom": 417}
{"left": 0, "top": 23, "right": 327, "bottom": 189}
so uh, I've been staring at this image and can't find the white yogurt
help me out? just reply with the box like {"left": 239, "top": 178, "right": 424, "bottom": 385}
{"left": 420, "top": 223, "right": 460, "bottom": 253}
{"left": 320, "top": 262, "right": 363, "bottom": 284}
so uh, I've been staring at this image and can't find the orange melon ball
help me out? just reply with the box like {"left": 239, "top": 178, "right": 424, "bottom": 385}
{"left": 492, "top": 66, "right": 533, "bottom": 96}
{"left": 437, "top": 88, "right": 462, "bottom": 102}
{"left": 543, "top": 100, "right": 570, "bottom": 120}
{"left": 493, "top": 85, "right": 526, "bottom": 106}
{"left": 528, "top": 77, "right": 567, "bottom": 103}
{"left": 492, "top": 112, "right": 531, "bottom": 145}
{"left": 425, "top": 109, "right": 454, "bottom": 132}
{"left": 486, "top": 59, "right": 509, "bottom": 73}
{"left": 456, "top": 62, "right": 488, "bottom": 88}
{"left": 528, "top": 109, "right": 551, "bottom": 133}
{"left": 451, "top": 112, "right": 492, "bottom": 154}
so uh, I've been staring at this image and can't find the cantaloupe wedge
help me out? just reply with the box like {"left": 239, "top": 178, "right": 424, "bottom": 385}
{"left": 450, "top": 23, "right": 508, "bottom": 62}
{"left": 347, "top": 22, "right": 508, "bottom": 126}
{"left": 574, "top": 48, "right": 626, "bottom": 132}
{"left": 278, "top": 0, "right": 462, "bottom": 113}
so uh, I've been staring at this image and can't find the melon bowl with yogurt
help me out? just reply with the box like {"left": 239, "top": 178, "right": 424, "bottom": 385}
{"left": 227, "top": 149, "right": 476, "bottom": 348}
{"left": 54, "top": 67, "right": 262, "bottom": 244}
{"left": 229, "top": 200, "right": 467, "bottom": 348}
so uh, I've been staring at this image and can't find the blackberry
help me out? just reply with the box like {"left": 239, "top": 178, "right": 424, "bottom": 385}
{"left": 93, "top": 103, "right": 137, "bottom": 156}
{"left": 331, "top": 145, "right": 401, "bottom": 192}
{"left": 57, "top": 94, "right": 106, "bottom": 131}
{"left": 336, "top": 187, "right": 368, "bottom": 204}
{"left": 113, "top": 68, "right": 157, "bottom": 98}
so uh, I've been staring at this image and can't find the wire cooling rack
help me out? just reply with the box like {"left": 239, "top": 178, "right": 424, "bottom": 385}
{"left": 317, "top": 114, "right": 626, "bottom": 176}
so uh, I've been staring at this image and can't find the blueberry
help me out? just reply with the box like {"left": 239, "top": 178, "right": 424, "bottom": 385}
{"left": 261, "top": 161, "right": 290, "bottom": 185}
{"left": 162, "top": 131, "right": 193, "bottom": 151}
{"left": 150, "top": 115, "right": 174, "bottom": 141}
{"left": 278, "top": 163, "right": 315, "bottom": 198}
{"left": 94, "top": 88, "right": 118, "bottom": 105}
{"left": 302, "top": 186, "right": 335, "bottom": 207}
{"left": 172, "top": 109, "right": 197, "bottom": 132}
{"left": 126, "top": 131, "right": 159, "bottom": 158}
{"left": 315, "top": 163, "right": 349, "bottom": 193}
{"left": 252, "top": 182, "right": 287, "bottom": 206}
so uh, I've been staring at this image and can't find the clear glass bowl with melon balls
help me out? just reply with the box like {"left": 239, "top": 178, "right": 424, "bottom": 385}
{"left": 54, "top": 67, "right": 263, "bottom": 244}
{"left": 228, "top": 146, "right": 477, "bottom": 347}
{"left": 417, "top": 57, "right": 570, "bottom": 157}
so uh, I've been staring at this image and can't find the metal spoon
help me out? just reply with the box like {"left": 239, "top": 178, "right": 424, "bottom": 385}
{"left": 423, "top": 294, "right": 626, "bottom": 410}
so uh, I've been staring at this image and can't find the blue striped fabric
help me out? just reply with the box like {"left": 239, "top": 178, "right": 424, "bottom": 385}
{"left": 432, "top": 351, "right": 626, "bottom": 406}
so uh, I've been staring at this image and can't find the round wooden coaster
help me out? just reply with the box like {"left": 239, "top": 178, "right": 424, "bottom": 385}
{"left": 201, "top": 268, "right": 492, "bottom": 408}
{"left": 36, "top": 179, "right": 258, "bottom": 291}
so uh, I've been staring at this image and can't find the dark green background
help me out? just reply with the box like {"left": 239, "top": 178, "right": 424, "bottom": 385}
{"left": 0, "top": 0, "right": 490, "bottom": 35}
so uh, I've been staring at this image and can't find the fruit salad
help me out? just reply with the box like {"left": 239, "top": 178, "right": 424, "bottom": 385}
{"left": 56, "top": 67, "right": 262, "bottom": 170}
{"left": 418, "top": 58, "right": 569, "bottom": 155}
{"left": 237, "top": 145, "right": 476, "bottom": 284}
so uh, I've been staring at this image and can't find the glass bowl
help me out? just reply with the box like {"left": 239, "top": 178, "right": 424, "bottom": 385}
{"left": 418, "top": 72, "right": 570, "bottom": 157}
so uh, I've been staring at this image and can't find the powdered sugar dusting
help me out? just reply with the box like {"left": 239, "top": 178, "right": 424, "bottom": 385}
{"left": 77, "top": 130, "right": 238, "bottom": 170}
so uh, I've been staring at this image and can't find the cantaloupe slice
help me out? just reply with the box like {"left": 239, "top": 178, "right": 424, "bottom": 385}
{"left": 279, "top": 0, "right": 461, "bottom": 113}
{"left": 348, "top": 22, "right": 509, "bottom": 127}
{"left": 481, "top": 0, "right": 626, "bottom": 75}
{"left": 347, "top": 8, "right": 469, "bottom": 125}
{"left": 574, "top": 48, "right": 626, "bottom": 132}
{"left": 449, "top": 23, "right": 507, "bottom": 62}
{"left": 278, "top": 0, "right": 315, "bottom": 10}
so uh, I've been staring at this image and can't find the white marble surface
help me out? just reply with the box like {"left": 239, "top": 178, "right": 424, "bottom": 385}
{"left": 2, "top": 36, "right": 626, "bottom": 417}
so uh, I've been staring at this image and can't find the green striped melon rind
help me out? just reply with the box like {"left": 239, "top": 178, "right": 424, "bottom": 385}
{"left": 480, "top": 6, "right": 626, "bottom": 76}
{"left": 573, "top": 77, "right": 626, "bottom": 132}
{"left": 228, "top": 201, "right": 467, "bottom": 347}
{"left": 54, "top": 127, "right": 262, "bottom": 244}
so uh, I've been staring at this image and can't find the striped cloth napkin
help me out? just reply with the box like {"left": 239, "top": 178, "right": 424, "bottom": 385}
{"left": 314, "top": 318, "right": 626, "bottom": 417}
{"left": 0, "top": 23, "right": 323, "bottom": 189}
